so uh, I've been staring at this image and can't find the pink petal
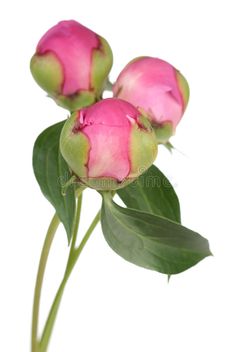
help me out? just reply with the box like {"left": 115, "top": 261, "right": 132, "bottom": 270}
{"left": 114, "top": 57, "right": 184, "bottom": 128}
{"left": 37, "top": 20, "right": 100, "bottom": 95}
{"left": 77, "top": 99, "right": 140, "bottom": 181}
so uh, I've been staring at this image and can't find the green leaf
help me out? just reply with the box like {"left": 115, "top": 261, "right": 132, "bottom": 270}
{"left": 33, "top": 121, "right": 76, "bottom": 241}
{"left": 117, "top": 165, "right": 180, "bottom": 223}
{"left": 101, "top": 193, "right": 211, "bottom": 275}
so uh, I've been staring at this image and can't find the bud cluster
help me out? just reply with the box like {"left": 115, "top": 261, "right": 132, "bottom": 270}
{"left": 31, "top": 20, "right": 189, "bottom": 190}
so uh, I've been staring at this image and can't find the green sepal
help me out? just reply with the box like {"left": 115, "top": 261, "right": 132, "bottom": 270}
{"left": 154, "top": 122, "right": 174, "bottom": 144}
{"left": 163, "top": 141, "right": 175, "bottom": 152}
{"left": 60, "top": 112, "right": 90, "bottom": 178}
{"left": 176, "top": 70, "right": 190, "bottom": 109}
{"left": 81, "top": 176, "right": 135, "bottom": 191}
{"left": 30, "top": 52, "right": 63, "bottom": 95}
{"left": 55, "top": 90, "right": 96, "bottom": 112}
{"left": 91, "top": 36, "right": 113, "bottom": 97}
{"left": 129, "top": 115, "right": 158, "bottom": 178}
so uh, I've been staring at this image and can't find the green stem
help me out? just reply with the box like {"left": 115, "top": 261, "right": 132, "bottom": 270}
{"left": 104, "top": 78, "right": 113, "bottom": 91}
{"left": 31, "top": 213, "right": 60, "bottom": 352}
{"left": 39, "top": 207, "right": 100, "bottom": 352}
{"left": 64, "top": 191, "right": 83, "bottom": 276}
{"left": 67, "top": 210, "right": 101, "bottom": 277}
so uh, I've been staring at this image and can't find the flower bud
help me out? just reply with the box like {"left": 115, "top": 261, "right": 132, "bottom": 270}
{"left": 113, "top": 57, "right": 189, "bottom": 143}
{"left": 30, "top": 20, "right": 113, "bottom": 111}
{"left": 60, "top": 98, "right": 157, "bottom": 190}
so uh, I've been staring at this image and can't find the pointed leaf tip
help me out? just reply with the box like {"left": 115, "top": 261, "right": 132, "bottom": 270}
{"left": 101, "top": 196, "right": 211, "bottom": 275}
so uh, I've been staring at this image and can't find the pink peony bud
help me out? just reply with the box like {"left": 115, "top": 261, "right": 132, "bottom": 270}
{"left": 113, "top": 57, "right": 189, "bottom": 143}
{"left": 30, "top": 20, "right": 113, "bottom": 111}
{"left": 60, "top": 98, "right": 158, "bottom": 190}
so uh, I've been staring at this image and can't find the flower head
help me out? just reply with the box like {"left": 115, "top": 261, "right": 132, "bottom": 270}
{"left": 113, "top": 57, "right": 189, "bottom": 143}
{"left": 60, "top": 98, "right": 157, "bottom": 190}
{"left": 30, "top": 20, "right": 113, "bottom": 111}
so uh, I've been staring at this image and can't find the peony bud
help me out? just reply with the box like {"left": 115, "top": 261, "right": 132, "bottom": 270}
{"left": 30, "top": 20, "right": 113, "bottom": 111}
{"left": 113, "top": 57, "right": 189, "bottom": 143}
{"left": 60, "top": 98, "right": 157, "bottom": 190}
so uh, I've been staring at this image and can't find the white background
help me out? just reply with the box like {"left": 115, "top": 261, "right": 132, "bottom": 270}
{"left": 0, "top": 0, "right": 235, "bottom": 351}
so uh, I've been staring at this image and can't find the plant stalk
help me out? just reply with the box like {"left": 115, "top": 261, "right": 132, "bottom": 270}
{"left": 31, "top": 213, "right": 60, "bottom": 352}
{"left": 39, "top": 208, "right": 100, "bottom": 352}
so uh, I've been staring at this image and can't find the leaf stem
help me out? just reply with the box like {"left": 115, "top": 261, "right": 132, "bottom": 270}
{"left": 39, "top": 206, "right": 100, "bottom": 352}
{"left": 31, "top": 213, "right": 60, "bottom": 352}
{"left": 61, "top": 175, "right": 77, "bottom": 196}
